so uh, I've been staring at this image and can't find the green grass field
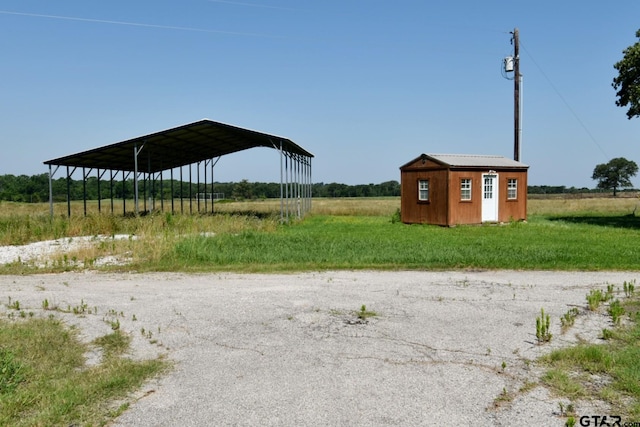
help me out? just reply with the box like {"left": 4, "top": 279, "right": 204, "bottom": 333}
{"left": 2, "top": 195, "right": 639, "bottom": 273}
{"left": 164, "top": 213, "right": 640, "bottom": 271}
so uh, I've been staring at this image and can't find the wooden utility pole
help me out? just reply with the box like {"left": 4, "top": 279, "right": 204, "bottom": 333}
{"left": 512, "top": 28, "right": 521, "bottom": 161}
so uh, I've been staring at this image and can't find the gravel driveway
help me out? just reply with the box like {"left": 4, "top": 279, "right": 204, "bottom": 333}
{"left": 0, "top": 270, "right": 636, "bottom": 426}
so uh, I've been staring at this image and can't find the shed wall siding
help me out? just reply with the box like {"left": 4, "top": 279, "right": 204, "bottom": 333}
{"left": 400, "top": 169, "right": 448, "bottom": 225}
{"left": 400, "top": 161, "right": 528, "bottom": 226}
{"left": 496, "top": 171, "right": 528, "bottom": 223}
{"left": 447, "top": 171, "right": 482, "bottom": 225}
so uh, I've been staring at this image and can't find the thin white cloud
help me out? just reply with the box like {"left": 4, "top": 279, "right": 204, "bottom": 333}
{"left": 0, "top": 10, "right": 280, "bottom": 37}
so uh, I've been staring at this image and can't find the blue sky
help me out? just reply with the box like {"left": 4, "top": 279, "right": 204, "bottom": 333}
{"left": 1, "top": 1, "right": 639, "bottom": 188}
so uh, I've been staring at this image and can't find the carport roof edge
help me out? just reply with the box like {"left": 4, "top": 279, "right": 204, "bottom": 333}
{"left": 43, "top": 119, "right": 314, "bottom": 173}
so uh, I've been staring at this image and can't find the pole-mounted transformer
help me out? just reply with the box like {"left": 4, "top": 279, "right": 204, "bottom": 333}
{"left": 503, "top": 56, "right": 514, "bottom": 73}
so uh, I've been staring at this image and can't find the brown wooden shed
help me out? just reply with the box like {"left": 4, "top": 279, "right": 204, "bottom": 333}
{"left": 400, "top": 153, "right": 529, "bottom": 226}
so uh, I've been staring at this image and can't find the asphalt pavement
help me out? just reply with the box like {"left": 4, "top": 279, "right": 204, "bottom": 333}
{"left": 0, "top": 270, "right": 634, "bottom": 426}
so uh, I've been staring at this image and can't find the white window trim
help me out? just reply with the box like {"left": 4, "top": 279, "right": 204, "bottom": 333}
{"left": 461, "top": 178, "right": 472, "bottom": 201}
{"left": 418, "top": 179, "right": 429, "bottom": 201}
{"left": 507, "top": 179, "right": 518, "bottom": 200}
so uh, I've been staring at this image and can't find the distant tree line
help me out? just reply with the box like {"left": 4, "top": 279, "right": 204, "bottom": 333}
{"left": 528, "top": 185, "right": 637, "bottom": 195}
{"left": 0, "top": 174, "right": 402, "bottom": 202}
{"left": 527, "top": 185, "right": 591, "bottom": 194}
{"left": 0, "top": 174, "right": 632, "bottom": 203}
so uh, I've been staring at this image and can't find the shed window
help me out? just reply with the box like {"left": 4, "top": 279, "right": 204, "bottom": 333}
{"left": 460, "top": 179, "right": 472, "bottom": 201}
{"left": 418, "top": 180, "right": 429, "bottom": 201}
{"left": 507, "top": 179, "right": 518, "bottom": 200}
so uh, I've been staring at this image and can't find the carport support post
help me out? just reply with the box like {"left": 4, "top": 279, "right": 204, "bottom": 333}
{"left": 66, "top": 166, "right": 72, "bottom": 217}
{"left": 82, "top": 168, "right": 86, "bottom": 216}
{"left": 151, "top": 172, "right": 156, "bottom": 211}
{"left": 48, "top": 166, "right": 53, "bottom": 218}
{"left": 279, "top": 141, "right": 284, "bottom": 221}
{"left": 97, "top": 169, "right": 102, "bottom": 213}
{"left": 133, "top": 141, "right": 146, "bottom": 215}
{"left": 285, "top": 152, "right": 290, "bottom": 220}
{"left": 197, "top": 162, "right": 201, "bottom": 213}
{"left": 170, "top": 168, "right": 174, "bottom": 214}
{"left": 296, "top": 154, "right": 302, "bottom": 219}
{"left": 306, "top": 157, "right": 312, "bottom": 214}
{"left": 143, "top": 173, "right": 147, "bottom": 212}
{"left": 110, "top": 170, "right": 115, "bottom": 214}
{"left": 134, "top": 143, "right": 139, "bottom": 215}
{"left": 48, "top": 164, "right": 59, "bottom": 218}
{"left": 211, "top": 160, "right": 214, "bottom": 213}
{"left": 82, "top": 167, "right": 92, "bottom": 217}
{"left": 287, "top": 152, "right": 293, "bottom": 220}
{"left": 160, "top": 170, "right": 164, "bottom": 212}
{"left": 148, "top": 173, "right": 152, "bottom": 212}
{"left": 203, "top": 159, "right": 208, "bottom": 213}
{"left": 122, "top": 171, "right": 126, "bottom": 215}
{"left": 211, "top": 157, "right": 220, "bottom": 213}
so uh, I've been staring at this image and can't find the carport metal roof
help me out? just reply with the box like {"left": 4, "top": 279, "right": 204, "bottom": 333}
{"left": 44, "top": 119, "right": 314, "bottom": 220}
{"left": 44, "top": 119, "right": 314, "bottom": 172}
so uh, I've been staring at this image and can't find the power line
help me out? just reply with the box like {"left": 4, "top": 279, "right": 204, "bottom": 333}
{"left": 520, "top": 42, "right": 609, "bottom": 160}
{"left": 0, "top": 10, "right": 280, "bottom": 38}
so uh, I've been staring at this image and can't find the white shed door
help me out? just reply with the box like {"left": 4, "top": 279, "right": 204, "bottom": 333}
{"left": 482, "top": 174, "right": 498, "bottom": 222}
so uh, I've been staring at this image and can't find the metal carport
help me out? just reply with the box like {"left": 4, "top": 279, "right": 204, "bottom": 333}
{"left": 43, "top": 119, "right": 314, "bottom": 220}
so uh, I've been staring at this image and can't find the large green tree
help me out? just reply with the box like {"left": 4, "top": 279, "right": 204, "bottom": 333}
{"left": 612, "top": 29, "right": 640, "bottom": 119}
{"left": 591, "top": 157, "right": 638, "bottom": 196}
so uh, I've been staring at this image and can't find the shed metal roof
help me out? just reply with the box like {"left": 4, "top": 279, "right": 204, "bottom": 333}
{"left": 43, "top": 119, "right": 314, "bottom": 173}
{"left": 402, "top": 153, "right": 528, "bottom": 169}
